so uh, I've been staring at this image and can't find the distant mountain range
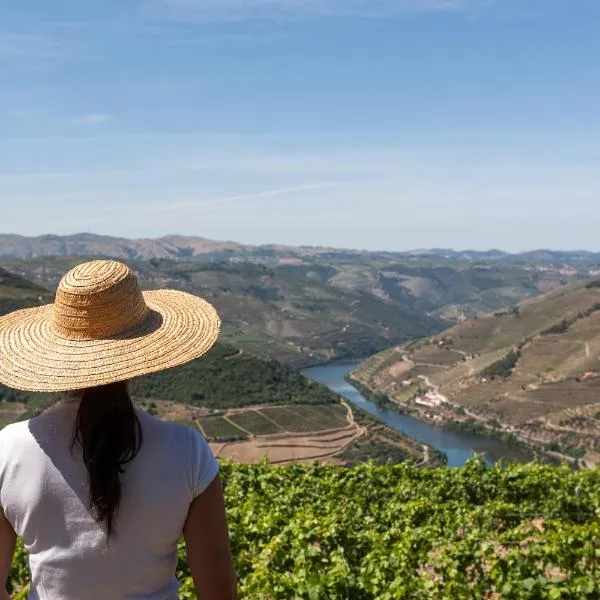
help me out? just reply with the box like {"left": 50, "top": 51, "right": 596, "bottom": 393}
{"left": 403, "top": 248, "right": 600, "bottom": 264}
{"left": 1, "top": 233, "right": 600, "bottom": 265}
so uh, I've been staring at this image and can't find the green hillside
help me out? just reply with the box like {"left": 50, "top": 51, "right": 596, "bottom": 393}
{"left": 0, "top": 257, "right": 449, "bottom": 365}
{"left": 2, "top": 254, "right": 589, "bottom": 366}
{"left": 9, "top": 459, "right": 600, "bottom": 599}
{"left": 0, "top": 270, "right": 338, "bottom": 418}
{"left": 0, "top": 266, "right": 50, "bottom": 316}
{"left": 0, "top": 270, "right": 430, "bottom": 466}
{"left": 353, "top": 281, "right": 600, "bottom": 465}
{"left": 0, "top": 338, "right": 340, "bottom": 419}
{"left": 130, "top": 343, "right": 339, "bottom": 408}
{"left": 0, "top": 266, "right": 48, "bottom": 298}
{"left": 0, "top": 272, "right": 54, "bottom": 422}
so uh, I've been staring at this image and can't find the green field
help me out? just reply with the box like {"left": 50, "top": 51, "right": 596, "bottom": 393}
{"left": 197, "top": 417, "right": 247, "bottom": 440}
{"left": 258, "top": 406, "right": 326, "bottom": 433}
{"left": 9, "top": 459, "right": 600, "bottom": 599}
{"left": 227, "top": 410, "right": 283, "bottom": 435}
{"left": 196, "top": 404, "right": 350, "bottom": 440}
{"left": 281, "top": 404, "right": 348, "bottom": 430}
{"left": 300, "top": 403, "right": 349, "bottom": 428}
{"left": 410, "top": 346, "right": 465, "bottom": 367}
{"left": 0, "top": 266, "right": 50, "bottom": 300}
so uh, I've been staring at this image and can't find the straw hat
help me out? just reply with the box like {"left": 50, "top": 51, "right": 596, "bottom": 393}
{"left": 0, "top": 260, "right": 221, "bottom": 392}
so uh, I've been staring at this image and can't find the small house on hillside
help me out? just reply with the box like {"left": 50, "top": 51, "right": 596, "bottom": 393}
{"left": 415, "top": 397, "right": 437, "bottom": 408}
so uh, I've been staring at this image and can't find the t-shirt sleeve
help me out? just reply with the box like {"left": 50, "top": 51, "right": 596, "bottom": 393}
{"left": 189, "top": 429, "right": 220, "bottom": 499}
{"left": 0, "top": 429, "right": 5, "bottom": 504}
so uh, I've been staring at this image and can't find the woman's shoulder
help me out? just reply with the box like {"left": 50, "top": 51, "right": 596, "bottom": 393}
{"left": 136, "top": 410, "right": 218, "bottom": 492}
{"left": 0, "top": 420, "right": 31, "bottom": 444}
{"left": 136, "top": 408, "right": 208, "bottom": 446}
{"left": 0, "top": 420, "right": 33, "bottom": 468}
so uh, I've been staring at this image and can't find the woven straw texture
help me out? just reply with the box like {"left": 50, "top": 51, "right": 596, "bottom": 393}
{"left": 0, "top": 260, "right": 221, "bottom": 392}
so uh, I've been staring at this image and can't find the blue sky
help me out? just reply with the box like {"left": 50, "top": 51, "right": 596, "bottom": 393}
{"left": 1, "top": 0, "right": 599, "bottom": 251}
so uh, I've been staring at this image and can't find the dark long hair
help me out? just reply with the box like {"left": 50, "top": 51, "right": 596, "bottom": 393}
{"left": 71, "top": 380, "right": 143, "bottom": 538}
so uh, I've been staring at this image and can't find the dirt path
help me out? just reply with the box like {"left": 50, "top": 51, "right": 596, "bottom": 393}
{"left": 224, "top": 349, "right": 244, "bottom": 360}
{"left": 340, "top": 399, "right": 368, "bottom": 438}
{"left": 414, "top": 445, "right": 430, "bottom": 467}
{"left": 195, "top": 419, "right": 208, "bottom": 437}
{"left": 375, "top": 430, "right": 430, "bottom": 467}
{"left": 328, "top": 400, "right": 369, "bottom": 462}
{"left": 212, "top": 442, "right": 227, "bottom": 456}
{"left": 213, "top": 425, "right": 364, "bottom": 465}
{"left": 269, "top": 431, "right": 362, "bottom": 464}
{"left": 452, "top": 349, "right": 476, "bottom": 376}
{"left": 418, "top": 374, "right": 435, "bottom": 389}
{"left": 417, "top": 375, "right": 449, "bottom": 404}
{"left": 223, "top": 414, "right": 252, "bottom": 435}
{"left": 545, "top": 422, "right": 594, "bottom": 435}
{"left": 208, "top": 400, "right": 367, "bottom": 465}
{"left": 255, "top": 409, "right": 284, "bottom": 430}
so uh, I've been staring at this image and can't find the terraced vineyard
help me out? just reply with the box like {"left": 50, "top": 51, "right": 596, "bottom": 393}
{"left": 227, "top": 411, "right": 283, "bottom": 435}
{"left": 353, "top": 282, "right": 600, "bottom": 465}
{"left": 196, "top": 403, "right": 365, "bottom": 465}
{"left": 164, "top": 402, "right": 426, "bottom": 466}
{"left": 196, "top": 403, "right": 350, "bottom": 441}
{"left": 9, "top": 459, "right": 600, "bottom": 599}
{"left": 197, "top": 416, "right": 247, "bottom": 440}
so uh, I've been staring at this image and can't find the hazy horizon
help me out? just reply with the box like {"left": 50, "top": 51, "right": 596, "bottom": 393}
{"left": 2, "top": 1, "right": 599, "bottom": 251}
{"left": 2, "top": 230, "right": 600, "bottom": 255}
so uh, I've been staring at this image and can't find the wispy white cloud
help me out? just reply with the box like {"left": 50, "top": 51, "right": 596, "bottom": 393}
{"left": 155, "top": 0, "right": 498, "bottom": 22}
{"left": 176, "top": 149, "right": 418, "bottom": 176}
{"left": 148, "top": 181, "right": 353, "bottom": 214}
{"left": 71, "top": 113, "right": 113, "bottom": 125}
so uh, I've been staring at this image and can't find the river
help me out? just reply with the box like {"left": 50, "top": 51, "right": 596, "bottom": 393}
{"left": 302, "top": 360, "right": 533, "bottom": 467}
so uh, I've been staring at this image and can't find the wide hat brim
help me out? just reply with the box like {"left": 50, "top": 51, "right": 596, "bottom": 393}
{"left": 0, "top": 290, "right": 221, "bottom": 392}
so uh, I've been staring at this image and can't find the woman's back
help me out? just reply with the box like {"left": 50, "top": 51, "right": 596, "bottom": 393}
{"left": 0, "top": 260, "right": 235, "bottom": 599}
{"left": 0, "top": 403, "right": 218, "bottom": 600}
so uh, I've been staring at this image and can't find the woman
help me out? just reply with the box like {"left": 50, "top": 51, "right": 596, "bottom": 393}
{"left": 0, "top": 260, "right": 237, "bottom": 599}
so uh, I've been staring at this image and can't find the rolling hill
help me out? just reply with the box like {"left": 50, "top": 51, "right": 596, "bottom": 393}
{"left": 352, "top": 280, "right": 600, "bottom": 465}
{"left": 0, "top": 266, "right": 51, "bottom": 322}
{"left": 2, "top": 246, "right": 593, "bottom": 365}
{"left": 0, "top": 271, "right": 435, "bottom": 466}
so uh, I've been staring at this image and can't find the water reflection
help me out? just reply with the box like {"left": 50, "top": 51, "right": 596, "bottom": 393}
{"left": 302, "top": 361, "right": 533, "bottom": 467}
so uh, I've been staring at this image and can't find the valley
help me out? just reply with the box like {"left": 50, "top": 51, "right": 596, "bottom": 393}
{"left": 352, "top": 280, "right": 600, "bottom": 466}
{"left": 2, "top": 233, "right": 597, "bottom": 367}
{"left": 2, "top": 235, "right": 600, "bottom": 468}
{"left": 0, "top": 269, "right": 439, "bottom": 467}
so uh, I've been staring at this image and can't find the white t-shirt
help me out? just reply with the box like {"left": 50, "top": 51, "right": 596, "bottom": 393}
{"left": 0, "top": 401, "right": 219, "bottom": 600}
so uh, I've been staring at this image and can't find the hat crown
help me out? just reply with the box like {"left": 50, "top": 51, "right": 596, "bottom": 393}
{"left": 52, "top": 260, "right": 149, "bottom": 340}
